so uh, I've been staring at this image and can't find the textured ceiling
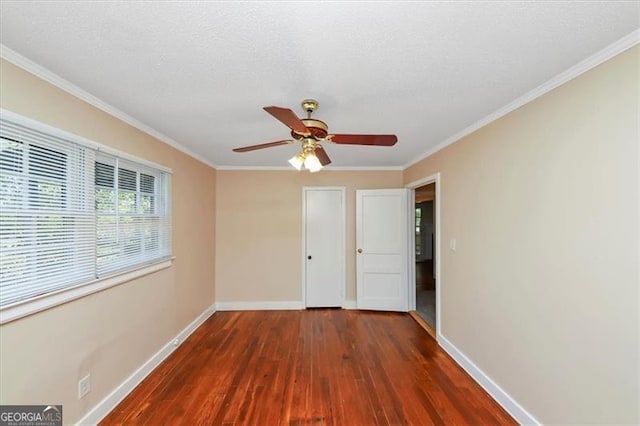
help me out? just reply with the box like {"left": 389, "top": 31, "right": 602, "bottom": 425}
{"left": 0, "top": 1, "right": 638, "bottom": 168}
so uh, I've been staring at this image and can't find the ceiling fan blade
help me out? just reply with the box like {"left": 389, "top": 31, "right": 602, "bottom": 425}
{"left": 329, "top": 134, "right": 398, "bottom": 146}
{"left": 315, "top": 145, "right": 331, "bottom": 166}
{"left": 263, "top": 106, "right": 310, "bottom": 135}
{"left": 232, "top": 140, "right": 293, "bottom": 152}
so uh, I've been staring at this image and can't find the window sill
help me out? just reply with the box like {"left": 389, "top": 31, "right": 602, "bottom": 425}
{"left": 0, "top": 258, "right": 174, "bottom": 325}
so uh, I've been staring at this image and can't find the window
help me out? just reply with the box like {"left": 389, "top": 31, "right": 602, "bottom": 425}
{"left": 94, "top": 154, "right": 170, "bottom": 276}
{"left": 0, "top": 115, "right": 171, "bottom": 310}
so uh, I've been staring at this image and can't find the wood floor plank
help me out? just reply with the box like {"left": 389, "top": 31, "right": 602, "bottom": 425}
{"left": 100, "top": 310, "right": 516, "bottom": 426}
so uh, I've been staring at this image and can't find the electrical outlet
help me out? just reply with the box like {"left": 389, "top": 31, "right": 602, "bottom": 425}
{"left": 78, "top": 374, "right": 91, "bottom": 399}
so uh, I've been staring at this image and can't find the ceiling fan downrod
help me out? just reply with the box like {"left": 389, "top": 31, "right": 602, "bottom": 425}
{"left": 301, "top": 99, "right": 319, "bottom": 118}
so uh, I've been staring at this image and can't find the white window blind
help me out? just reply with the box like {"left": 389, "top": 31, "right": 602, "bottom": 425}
{"left": 0, "top": 116, "right": 171, "bottom": 309}
{"left": 95, "top": 153, "right": 171, "bottom": 276}
{"left": 0, "top": 121, "right": 95, "bottom": 306}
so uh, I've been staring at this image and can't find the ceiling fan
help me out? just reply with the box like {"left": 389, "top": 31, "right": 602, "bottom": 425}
{"left": 232, "top": 99, "right": 398, "bottom": 172}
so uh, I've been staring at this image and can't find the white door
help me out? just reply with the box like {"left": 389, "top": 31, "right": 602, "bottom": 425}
{"left": 356, "top": 189, "right": 409, "bottom": 311}
{"left": 304, "top": 187, "right": 345, "bottom": 307}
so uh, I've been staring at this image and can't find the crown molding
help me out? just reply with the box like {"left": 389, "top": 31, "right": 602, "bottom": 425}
{"left": 0, "top": 44, "right": 218, "bottom": 170}
{"left": 216, "top": 165, "right": 403, "bottom": 171}
{"left": 326, "top": 166, "right": 403, "bottom": 171}
{"left": 404, "top": 28, "right": 640, "bottom": 170}
{"left": 215, "top": 166, "right": 297, "bottom": 171}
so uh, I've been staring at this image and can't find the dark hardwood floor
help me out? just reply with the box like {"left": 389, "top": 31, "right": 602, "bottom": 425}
{"left": 100, "top": 310, "right": 515, "bottom": 425}
{"left": 416, "top": 260, "right": 435, "bottom": 290}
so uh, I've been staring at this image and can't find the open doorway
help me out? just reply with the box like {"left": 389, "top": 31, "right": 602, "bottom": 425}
{"left": 407, "top": 173, "right": 440, "bottom": 340}
{"left": 415, "top": 183, "right": 436, "bottom": 331}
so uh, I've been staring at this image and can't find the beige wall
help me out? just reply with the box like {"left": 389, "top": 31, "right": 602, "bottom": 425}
{"left": 405, "top": 47, "right": 639, "bottom": 424}
{"left": 215, "top": 170, "right": 403, "bottom": 302}
{"left": 0, "top": 59, "right": 216, "bottom": 423}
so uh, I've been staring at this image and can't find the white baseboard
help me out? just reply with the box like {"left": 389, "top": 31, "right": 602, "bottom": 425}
{"left": 342, "top": 300, "right": 357, "bottom": 309}
{"left": 215, "top": 300, "right": 357, "bottom": 310}
{"left": 76, "top": 304, "right": 216, "bottom": 425}
{"left": 215, "top": 300, "right": 304, "bottom": 311}
{"left": 437, "top": 334, "right": 540, "bottom": 425}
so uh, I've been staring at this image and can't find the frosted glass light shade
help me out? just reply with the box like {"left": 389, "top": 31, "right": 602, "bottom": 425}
{"left": 288, "top": 153, "right": 304, "bottom": 170}
{"left": 304, "top": 154, "right": 322, "bottom": 172}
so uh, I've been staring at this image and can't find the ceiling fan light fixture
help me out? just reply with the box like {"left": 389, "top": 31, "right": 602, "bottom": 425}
{"left": 233, "top": 99, "right": 397, "bottom": 171}
{"left": 288, "top": 153, "right": 305, "bottom": 170}
{"left": 304, "top": 153, "right": 322, "bottom": 172}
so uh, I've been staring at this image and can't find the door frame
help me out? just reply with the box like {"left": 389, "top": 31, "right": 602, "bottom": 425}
{"left": 301, "top": 186, "right": 346, "bottom": 308}
{"left": 406, "top": 173, "right": 442, "bottom": 338}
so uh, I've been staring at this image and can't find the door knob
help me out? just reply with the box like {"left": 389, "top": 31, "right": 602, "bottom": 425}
{"left": 307, "top": 255, "right": 312, "bottom": 260}
{"left": 357, "top": 248, "right": 363, "bottom": 253}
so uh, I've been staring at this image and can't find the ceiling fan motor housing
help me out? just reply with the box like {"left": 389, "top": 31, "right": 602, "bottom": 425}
{"left": 292, "top": 118, "right": 328, "bottom": 140}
